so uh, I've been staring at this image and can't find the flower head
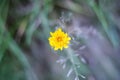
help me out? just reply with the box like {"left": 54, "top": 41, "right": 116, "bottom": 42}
{"left": 48, "top": 28, "right": 71, "bottom": 50}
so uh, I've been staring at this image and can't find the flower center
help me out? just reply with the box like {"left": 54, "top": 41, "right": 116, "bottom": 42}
{"left": 57, "top": 36, "right": 62, "bottom": 42}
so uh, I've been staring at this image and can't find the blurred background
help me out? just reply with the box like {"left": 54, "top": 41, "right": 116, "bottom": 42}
{"left": 0, "top": 0, "right": 120, "bottom": 80}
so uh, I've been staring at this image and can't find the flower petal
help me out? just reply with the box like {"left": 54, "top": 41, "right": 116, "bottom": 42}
{"left": 48, "top": 27, "right": 71, "bottom": 51}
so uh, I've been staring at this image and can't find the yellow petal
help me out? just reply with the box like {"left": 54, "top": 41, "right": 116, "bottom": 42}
{"left": 57, "top": 28, "right": 62, "bottom": 32}
{"left": 50, "top": 32, "right": 54, "bottom": 36}
{"left": 48, "top": 27, "right": 71, "bottom": 51}
{"left": 68, "top": 37, "right": 71, "bottom": 40}
{"left": 60, "top": 47, "right": 63, "bottom": 50}
{"left": 64, "top": 46, "right": 68, "bottom": 48}
{"left": 54, "top": 47, "right": 58, "bottom": 50}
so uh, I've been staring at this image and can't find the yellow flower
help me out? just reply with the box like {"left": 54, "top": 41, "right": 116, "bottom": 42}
{"left": 48, "top": 28, "right": 71, "bottom": 50}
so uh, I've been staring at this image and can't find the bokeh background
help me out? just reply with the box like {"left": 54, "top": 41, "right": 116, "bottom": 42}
{"left": 0, "top": 0, "right": 120, "bottom": 80}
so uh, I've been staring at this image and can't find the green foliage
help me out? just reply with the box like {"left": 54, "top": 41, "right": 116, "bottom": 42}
{"left": 0, "top": 0, "right": 120, "bottom": 80}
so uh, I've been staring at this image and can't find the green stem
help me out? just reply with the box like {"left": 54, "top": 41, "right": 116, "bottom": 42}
{"left": 66, "top": 48, "right": 80, "bottom": 77}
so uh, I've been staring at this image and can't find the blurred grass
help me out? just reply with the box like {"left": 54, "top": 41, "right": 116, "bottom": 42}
{"left": 0, "top": 0, "right": 35, "bottom": 80}
{"left": 0, "top": 0, "right": 9, "bottom": 62}
{"left": 0, "top": 0, "right": 120, "bottom": 80}
{"left": 86, "top": 0, "right": 120, "bottom": 47}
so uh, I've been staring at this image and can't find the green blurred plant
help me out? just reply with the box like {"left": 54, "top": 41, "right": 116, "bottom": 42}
{"left": 0, "top": 0, "right": 120, "bottom": 80}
